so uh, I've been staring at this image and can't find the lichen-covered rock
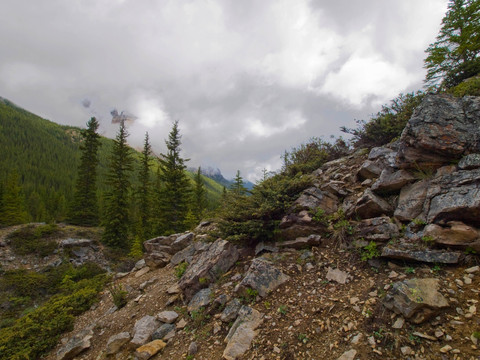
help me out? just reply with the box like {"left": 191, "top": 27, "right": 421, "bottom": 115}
{"left": 292, "top": 187, "right": 338, "bottom": 214}
{"left": 236, "top": 258, "right": 290, "bottom": 297}
{"left": 221, "top": 298, "right": 242, "bottom": 323}
{"left": 178, "top": 239, "right": 239, "bottom": 300}
{"left": 152, "top": 324, "right": 175, "bottom": 340}
{"left": 354, "top": 189, "right": 393, "bottom": 219}
{"left": 394, "top": 180, "right": 430, "bottom": 222}
{"left": 130, "top": 315, "right": 159, "bottom": 348}
{"left": 459, "top": 153, "right": 480, "bottom": 170}
{"left": 397, "top": 94, "right": 480, "bottom": 169}
{"left": 187, "top": 288, "right": 212, "bottom": 312}
{"left": 356, "top": 216, "right": 399, "bottom": 242}
{"left": 384, "top": 278, "right": 449, "bottom": 324}
{"left": 223, "top": 306, "right": 263, "bottom": 360}
{"left": 134, "top": 340, "right": 166, "bottom": 360}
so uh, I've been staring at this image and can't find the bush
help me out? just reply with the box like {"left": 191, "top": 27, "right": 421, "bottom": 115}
{"left": 108, "top": 283, "right": 128, "bottom": 309}
{"left": 175, "top": 262, "right": 188, "bottom": 278}
{"left": 448, "top": 75, "right": 480, "bottom": 97}
{"left": 8, "top": 224, "right": 60, "bottom": 257}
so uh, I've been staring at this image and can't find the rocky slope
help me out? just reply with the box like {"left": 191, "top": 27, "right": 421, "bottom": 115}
{"left": 46, "top": 93, "right": 480, "bottom": 360}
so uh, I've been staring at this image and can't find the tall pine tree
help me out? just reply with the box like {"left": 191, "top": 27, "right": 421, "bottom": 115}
{"left": 102, "top": 121, "right": 133, "bottom": 248}
{"left": 230, "top": 170, "right": 248, "bottom": 195}
{"left": 68, "top": 117, "right": 101, "bottom": 226}
{"left": 157, "top": 121, "right": 192, "bottom": 234}
{"left": 192, "top": 166, "right": 207, "bottom": 223}
{"left": 136, "top": 132, "right": 153, "bottom": 240}
{"left": 0, "top": 170, "right": 28, "bottom": 226}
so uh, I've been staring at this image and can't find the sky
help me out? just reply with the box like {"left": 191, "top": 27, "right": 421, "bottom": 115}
{"left": 0, "top": 0, "right": 448, "bottom": 181}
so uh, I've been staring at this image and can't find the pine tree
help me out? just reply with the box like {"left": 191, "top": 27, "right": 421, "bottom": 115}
{"left": 68, "top": 117, "right": 101, "bottom": 226}
{"left": 136, "top": 132, "right": 153, "bottom": 239}
{"left": 157, "top": 121, "right": 192, "bottom": 234}
{"left": 0, "top": 170, "right": 28, "bottom": 226}
{"left": 425, "top": 0, "right": 480, "bottom": 89}
{"left": 192, "top": 167, "right": 207, "bottom": 223}
{"left": 230, "top": 170, "right": 248, "bottom": 195}
{"left": 102, "top": 121, "right": 133, "bottom": 248}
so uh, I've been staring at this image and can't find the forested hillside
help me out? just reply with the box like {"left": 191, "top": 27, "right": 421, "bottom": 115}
{"left": 0, "top": 98, "right": 223, "bottom": 224}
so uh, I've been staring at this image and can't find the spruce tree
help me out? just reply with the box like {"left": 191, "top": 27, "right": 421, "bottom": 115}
{"left": 230, "top": 170, "right": 248, "bottom": 195}
{"left": 192, "top": 166, "right": 207, "bottom": 223}
{"left": 102, "top": 121, "right": 133, "bottom": 248}
{"left": 68, "top": 117, "right": 101, "bottom": 226}
{"left": 425, "top": 0, "right": 480, "bottom": 89}
{"left": 136, "top": 132, "right": 153, "bottom": 240}
{"left": 157, "top": 121, "right": 192, "bottom": 234}
{"left": 0, "top": 170, "right": 28, "bottom": 226}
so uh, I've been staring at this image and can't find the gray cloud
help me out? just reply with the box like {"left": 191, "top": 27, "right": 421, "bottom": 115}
{"left": 0, "top": 0, "right": 447, "bottom": 181}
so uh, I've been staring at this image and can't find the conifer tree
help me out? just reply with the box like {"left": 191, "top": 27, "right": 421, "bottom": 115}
{"left": 0, "top": 170, "right": 28, "bottom": 226}
{"left": 157, "top": 121, "right": 192, "bottom": 234}
{"left": 230, "top": 170, "right": 248, "bottom": 195}
{"left": 68, "top": 117, "right": 101, "bottom": 226}
{"left": 425, "top": 0, "right": 480, "bottom": 89}
{"left": 102, "top": 121, "right": 133, "bottom": 248}
{"left": 136, "top": 132, "right": 153, "bottom": 239}
{"left": 192, "top": 166, "right": 207, "bottom": 223}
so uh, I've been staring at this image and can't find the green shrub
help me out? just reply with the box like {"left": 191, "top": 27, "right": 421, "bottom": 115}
{"left": 8, "top": 224, "right": 60, "bottom": 256}
{"left": 108, "top": 283, "right": 128, "bottom": 309}
{"left": 448, "top": 75, "right": 480, "bottom": 97}
{"left": 175, "top": 262, "right": 188, "bottom": 278}
{"left": 361, "top": 241, "right": 380, "bottom": 261}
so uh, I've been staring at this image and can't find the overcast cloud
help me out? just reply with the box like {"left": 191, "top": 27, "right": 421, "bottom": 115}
{"left": 0, "top": 0, "right": 447, "bottom": 181}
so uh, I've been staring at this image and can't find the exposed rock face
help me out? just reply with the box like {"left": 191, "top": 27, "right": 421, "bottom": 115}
{"left": 179, "top": 239, "right": 239, "bottom": 301}
{"left": 221, "top": 298, "right": 243, "bottom": 323}
{"left": 278, "top": 211, "right": 324, "bottom": 239}
{"left": 236, "top": 258, "right": 290, "bottom": 297}
{"left": 188, "top": 288, "right": 212, "bottom": 312}
{"left": 459, "top": 153, "right": 480, "bottom": 170}
{"left": 354, "top": 189, "right": 393, "bottom": 219}
{"left": 144, "top": 251, "right": 171, "bottom": 268}
{"left": 356, "top": 217, "right": 399, "bottom": 242}
{"left": 275, "top": 234, "right": 322, "bottom": 249}
{"left": 57, "top": 328, "right": 93, "bottom": 360}
{"left": 223, "top": 306, "right": 263, "bottom": 360}
{"left": 384, "top": 278, "right": 449, "bottom": 324}
{"left": 394, "top": 180, "right": 430, "bottom": 222}
{"left": 60, "top": 238, "right": 93, "bottom": 248}
{"left": 143, "top": 232, "right": 194, "bottom": 268}
{"left": 381, "top": 247, "right": 461, "bottom": 264}
{"left": 292, "top": 187, "right": 338, "bottom": 214}
{"left": 424, "top": 222, "right": 480, "bottom": 251}
{"left": 397, "top": 94, "right": 480, "bottom": 169}
{"left": 371, "top": 169, "right": 415, "bottom": 194}
{"left": 357, "top": 160, "right": 382, "bottom": 180}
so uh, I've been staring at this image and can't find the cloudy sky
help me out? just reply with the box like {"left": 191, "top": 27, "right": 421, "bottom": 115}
{"left": 0, "top": 0, "right": 447, "bottom": 181}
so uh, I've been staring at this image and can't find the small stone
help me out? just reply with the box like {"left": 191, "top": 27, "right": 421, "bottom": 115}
{"left": 440, "top": 345, "right": 452, "bottom": 353}
{"left": 392, "top": 317, "right": 404, "bottom": 329}
{"left": 273, "top": 346, "right": 281, "bottom": 353}
{"left": 388, "top": 271, "right": 399, "bottom": 279}
{"left": 455, "top": 279, "right": 464, "bottom": 287}
{"left": 351, "top": 333, "right": 363, "bottom": 345}
{"left": 337, "top": 349, "right": 357, "bottom": 360}
{"left": 349, "top": 297, "right": 359, "bottom": 305}
{"left": 401, "top": 346, "right": 413, "bottom": 355}
{"left": 166, "top": 284, "right": 181, "bottom": 294}
{"left": 157, "top": 311, "right": 179, "bottom": 324}
{"left": 412, "top": 332, "right": 437, "bottom": 341}
{"left": 326, "top": 267, "right": 349, "bottom": 284}
{"left": 152, "top": 324, "right": 175, "bottom": 340}
{"left": 465, "top": 266, "right": 479, "bottom": 273}
{"left": 434, "top": 329, "right": 444, "bottom": 338}
{"left": 176, "top": 318, "right": 187, "bottom": 329}
{"left": 135, "top": 266, "right": 150, "bottom": 278}
{"left": 188, "top": 341, "right": 198, "bottom": 356}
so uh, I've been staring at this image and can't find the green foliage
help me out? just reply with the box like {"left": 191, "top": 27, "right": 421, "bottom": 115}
{"left": 412, "top": 218, "right": 427, "bottom": 226}
{"left": 129, "top": 234, "right": 144, "bottom": 259}
{"left": 108, "top": 283, "right": 128, "bottom": 309}
{"left": 361, "top": 241, "right": 380, "bottom": 261}
{"left": 156, "top": 121, "right": 192, "bottom": 235}
{"left": 448, "top": 74, "right": 480, "bottom": 96}
{"left": 102, "top": 121, "right": 134, "bottom": 248}
{"left": 277, "top": 304, "right": 288, "bottom": 316}
{"left": 297, "top": 333, "right": 309, "bottom": 343}
{"left": 136, "top": 132, "right": 153, "bottom": 239}
{"left": 175, "top": 262, "right": 188, "bottom": 278}
{"left": 230, "top": 170, "right": 248, "bottom": 195}
{"left": 0, "top": 170, "right": 28, "bottom": 226}
{"left": 421, "top": 235, "right": 435, "bottom": 245}
{"left": 405, "top": 267, "right": 416, "bottom": 274}
{"left": 342, "top": 91, "right": 425, "bottom": 148}
{"left": 68, "top": 117, "right": 101, "bottom": 226}
{"left": 191, "top": 167, "right": 207, "bottom": 224}
{"left": 242, "top": 287, "right": 258, "bottom": 304}
{"left": 8, "top": 224, "right": 59, "bottom": 257}
{"left": 424, "top": 0, "right": 480, "bottom": 89}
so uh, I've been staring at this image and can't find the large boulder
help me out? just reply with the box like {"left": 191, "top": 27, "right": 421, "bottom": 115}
{"left": 170, "top": 232, "right": 194, "bottom": 252}
{"left": 371, "top": 169, "right": 415, "bottom": 194}
{"left": 354, "top": 189, "right": 393, "bottom": 219}
{"left": 384, "top": 278, "right": 449, "bottom": 324}
{"left": 394, "top": 180, "right": 430, "bottom": 222}
{"left": 178, "top": 239, "right": 239, "bottom": 301}
{"left": 236, "top": 258, "right": 290, "bottom": 298}
{"left": 143, "top": 235, "right": 177, "bottom": 252}
{"left": 292, "top": 187, "right": 338, "bottom": 214}
{"left": 397, "top": 94, "right": 480, "bottom": 169}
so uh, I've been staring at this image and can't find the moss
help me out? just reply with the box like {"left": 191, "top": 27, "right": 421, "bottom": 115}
{"left": 448, "top": 75, "right": 480, "bottom": 97}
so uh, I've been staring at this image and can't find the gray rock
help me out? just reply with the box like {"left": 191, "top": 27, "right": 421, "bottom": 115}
{"left": 134, "top": 259, "right": 146, "bottom": 270}
{"left": 57, "top": 328, "right": 93, "bottom": 360}
{"left": 178, "top": 239, "right": 239, "bottom": 301}
{"left": 221, "top": 298, "right": 243, "bottom": 323}
{"left": 337, "top": 349, "right": 357, "bottom": 360}
{"left": 255, "top": 241, "right": 279, "bottom": 256}
{"left": 292, "top": 187, "right": 338, "bottom": 214}
{"left": 326, "top": 267, "right": 349, "bottom": 284}
{"left": 130, "top": 315, "right": 159, "bottom": 347}
{"left": 170, "top": 244, "right": 196, "bottom": 265}
{"left": 356, "top": 216, "right": 399, "bottom": 242}
{"left": 188, "top": 288, "right": 212, "bottom": 313}
{"left": 223, "top": 306, "right": 264, "bottom": 360}
{"left": 368, "top": 146, "right": 398, "bottom": 169}
{"left": 236, "top": 258, "right": 290, "bottom": 297}
{"left": 106, "top": 332, "right": 130, "bottom": 355}
{"left": 188, "top": 341, "right": 198, "bottom": 356}
{"left": 384, "top": 278, "right": 449, "bottom": 324}
{"left": 144, "top": 251, "right": 171, "bottom": 268}
{"left": 354, "top": 189, "right": 393, "bottom": 219}
{"left": 157, "top": 310, "right": 179, "bottom": 324}
{"left": 371, "top": 169, "right": 415, "bottom": 194}
{"left": 60, "top": 238, "right": 93, "bottom": 248}
{"left": 171, "top": 232, "right": 194, "bottom": 252}
{"left": 143, "top": 234, "right": 177, "bottom": 252}
{"left": 381, "top": 247, "right": 461, "bottom": 264}
{"left": 397, "top": 94, "right": 480, "bottom": 169}
{"left": 152, "top": 324, "right": 175, "bottom": 340}
{"left": 459, "top": 153, "right": 480, "bottom": 170}
{"left": 357, "top": 160, "right": 382, "bottom": 180}
{"left": 394, "top": 180, "right": 430, "bottom": 222}
{"left": 275, "top": 234, "right": 322, "bottom": 249}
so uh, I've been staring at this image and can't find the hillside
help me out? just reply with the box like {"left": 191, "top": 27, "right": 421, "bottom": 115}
{"left": 0, "top": 97, "right": 223, "bottom": 222}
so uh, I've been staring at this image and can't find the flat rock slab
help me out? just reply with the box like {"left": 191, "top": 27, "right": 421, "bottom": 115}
{"left": 157, "top": 310, "right": 179, "bottom": 324}
{"left": 223, "top": 306, "right": 264, "bottom": 360}
{"left": 276, "top": 234, "right": 322, "bottom": 249}
{"left": 179, "top": 239, "right": 239, "bottom": 301}
{"left": 152, "top": 324, "right": 175, "bottom": 340}
{"left": 130, "top": 315, "right": 159, "bottom": 347}
{"left": 326, "top": 267, "right": 349, "bottom": 284}
{"left": 381, "top": 247, "right": 461, "bottom": 264}
{"left": 188, "top": 288, "right": 212, "bottom": 313}
{"left": 354, "top": 189, "right": 393, "bottom": 219}
{"left": 57, "top": 328, "right": 93, "bottom": 360}
{"left": 106, "top": 332, "right": 130, "bottom": 355}
{"left": 292, "top": 187, "right": 338, "bottom": 214}
{"left": 221, "top": 298, "right": 242, "bottom": 323}
{"left": 371, "top": 169, "right": 415, "bottom": 194}
{"left": 384, "top": 278, "right": 449, "bottom": 324}
{"left": 394, "top": 180, "right": 430, "bottom": 222}
{"left": 60, "top": 238, "right": 93, "bottom": 248}
{"left": 236, "top": 258, "right": 290, "bottom": 297}
{"left": 135, "top": 340, "right": 166, "bottom": 360}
